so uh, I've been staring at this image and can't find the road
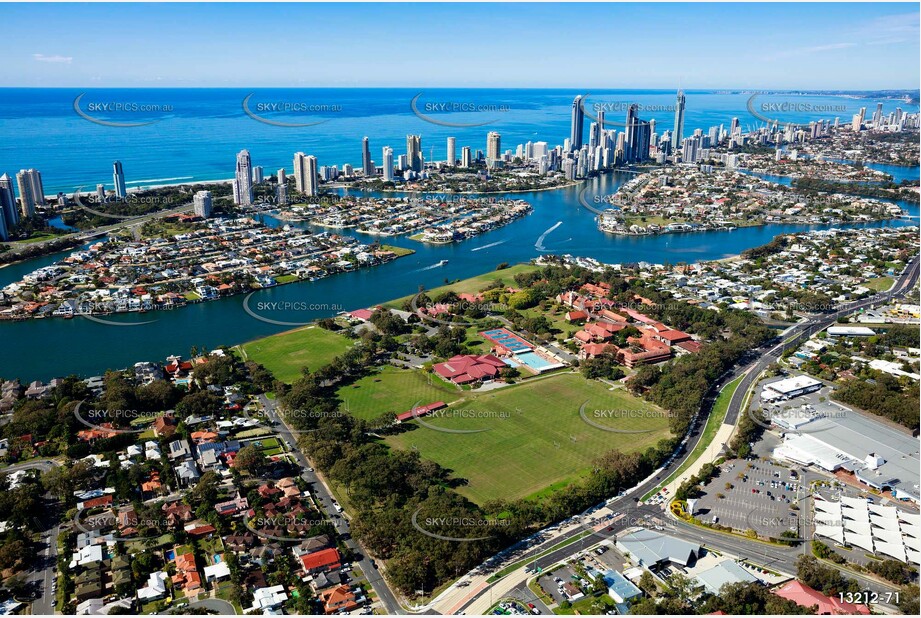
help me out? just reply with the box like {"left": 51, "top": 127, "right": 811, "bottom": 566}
{"left": 173, "top": 598, "right": 237, "bottom": 615}
{"left": 2, "top": 459, "right": 61, "bottom": 615}
{"left": 443, "top": 254, "right": 920, "bottom": 614}
{"left": 257, "top": 394, "right": 403, "bottom": 615}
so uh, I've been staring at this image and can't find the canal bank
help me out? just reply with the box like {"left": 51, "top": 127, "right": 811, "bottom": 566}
{"left": 1, "top": 172, "right": 917, "bottom": 381}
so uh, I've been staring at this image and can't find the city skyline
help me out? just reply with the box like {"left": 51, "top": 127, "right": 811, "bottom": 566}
{"left": 2, "top": 3, "right": 918, "bottom": 89}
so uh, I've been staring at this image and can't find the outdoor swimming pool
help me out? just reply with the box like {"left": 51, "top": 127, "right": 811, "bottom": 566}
{"left": 515, "top": 351, "right": 557, "bottom": 371}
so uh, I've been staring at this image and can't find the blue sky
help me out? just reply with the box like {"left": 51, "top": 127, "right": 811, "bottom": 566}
{"left": 3, "top": 2, "right": 919, "bottom": 89}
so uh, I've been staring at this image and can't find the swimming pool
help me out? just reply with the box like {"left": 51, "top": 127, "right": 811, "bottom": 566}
{"left": 515, "top": 351, "right": 557, "bottom": 370}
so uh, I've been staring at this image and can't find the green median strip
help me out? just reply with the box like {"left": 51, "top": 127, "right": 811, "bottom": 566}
{"left": 641, "top": 373, "right": 745, "bottom": 501}
{"left": 487, "top": 530, "right": 593, "bottom": 582}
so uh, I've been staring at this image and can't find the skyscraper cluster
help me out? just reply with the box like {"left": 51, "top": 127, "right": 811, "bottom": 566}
{"left": 15, "top": 169, "right": 44, "bottom": 218}
{"left": 293, "top": 152, "right": 318, "bottom": 196}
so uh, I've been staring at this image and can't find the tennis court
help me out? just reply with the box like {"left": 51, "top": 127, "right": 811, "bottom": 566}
{"left": 481, "top": 327, "right": 534, "bottom": 353}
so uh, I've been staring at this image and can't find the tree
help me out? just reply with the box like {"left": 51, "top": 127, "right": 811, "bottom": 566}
{"left": 233, "top": 445, "right": 266, "bottom": 475}
{"left": 898, "top": 584, "right": 919, "bottom": 615}
{"left": 638, "top": 570, "right": 657, "bottom": 596}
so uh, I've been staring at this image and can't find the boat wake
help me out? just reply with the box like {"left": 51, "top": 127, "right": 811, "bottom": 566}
{"left": 471, "top": 240, "right": 508, "bottom": 252}
{"left": 415, "top": 260, "right": 449, "bottom": 272}
{"left": 535, "top": 221, "right": 563, "bottom": 251}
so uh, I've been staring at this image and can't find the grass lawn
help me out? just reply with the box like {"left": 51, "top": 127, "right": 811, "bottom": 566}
{"left": 16, "top": 232, "right": 63, "bottom": 244}
{"left": 642, "top": 373, "right": 743, "bottom": 501}
{"left": 242, "top": 326, "right": 353, "bottom": 383}
{"left": 386, "top": 372, "right": 672, "bottom": 505}
{"left": 336, "top": 365, "right": 462, "bottom": 420}
{"left": 383, "top": 263, "right": 541, "bottom": 309}
{"left": 253, "top": 437, "right": 281, "bottom": 451}
{"left": 518, "top": 305, "right": 576, "bottom": 338}
{"left": 380, "top": 244, "right": 415, "bottom": 257}
{"left": 864, "top": 276, "right": 894, "bottom": 292}
{"left": 275, "top": 274, "right": 299, "bottom": 284}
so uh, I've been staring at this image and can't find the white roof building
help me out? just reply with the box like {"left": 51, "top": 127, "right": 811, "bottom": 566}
{"left": 137, "top": 571, "right": 168, "bottom": 601}
{"left": 248, "top": 585, "right": 288, "bottom": 614}
{"left": 814, "top": 497, "right": 921, "bottom": 564}
{"left": 773, "top": 409, "right": 921, "bottom": 504}
{"left": 204, "top": 562, "right": 232, "bottom": 582}
{"left": 827, "top": 325, "right": 876, "bottom": 337}
{"left": 762, "top": 375, "right": 823, "bottom": 400}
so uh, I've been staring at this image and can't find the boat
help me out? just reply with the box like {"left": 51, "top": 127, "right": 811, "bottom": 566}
{"left": 436, "top": 259, "right": 449, "bottom": 266}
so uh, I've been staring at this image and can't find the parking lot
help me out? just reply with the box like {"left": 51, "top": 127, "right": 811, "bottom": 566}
{"left": 535, "top": 564, "right": 580, "bottom": 606}
{"left": 692, "top": 457, "right": 806, "bottom": 539}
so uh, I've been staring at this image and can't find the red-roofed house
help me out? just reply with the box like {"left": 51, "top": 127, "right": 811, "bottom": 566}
{"left": 432, "top": 354, "right": 507, "bottom": 385}
{"left": 299, "top": 547, "right": 342, "bottom": 575}
{"left": 348, "top": 309, "right": 374, "bottom": 322}
{"left": 172, "top": 552, "right": 203, "bottom": 597}
{"left": 320, "top": 585, "right": 360, "bottom": 614}
{"left": 773, "top": 581, "right": 869, "bottom": 615}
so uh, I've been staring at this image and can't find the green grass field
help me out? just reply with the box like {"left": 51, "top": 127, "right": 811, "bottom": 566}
{"left": 864, "top": 276, "right": 894, "bottom": 292}
{"left": 336, "top": 365, "right": 462, "bottom": 420}
{"left": 242, "top": 326, "right": 353, "bottom": 383}
{"left": 383, "top": 263, "right": 541, "bottom": 309}
{"left": 386, "top": 373, "right": 671, "bottom": 505}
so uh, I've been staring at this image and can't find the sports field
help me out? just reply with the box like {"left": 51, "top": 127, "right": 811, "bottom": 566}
{"left": 335, "top": 365, "right": 462, "bottom": 420}
{"left": 241, "top": 326, "right": 353, "bottom": 384}
{"left": 383, "top": 263, "right": 541, "bottom": 308}
{"left": 386, "top": 372, "right": 672, "bottom": 504}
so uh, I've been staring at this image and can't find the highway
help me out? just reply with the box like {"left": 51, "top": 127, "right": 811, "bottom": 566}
{"left": 441, "top": 254, "right": 919, "bottom": 614}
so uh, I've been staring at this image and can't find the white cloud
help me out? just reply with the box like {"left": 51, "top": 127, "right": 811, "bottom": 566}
{"left": 33, "top": 53, "right": 73, "bottom": 64}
